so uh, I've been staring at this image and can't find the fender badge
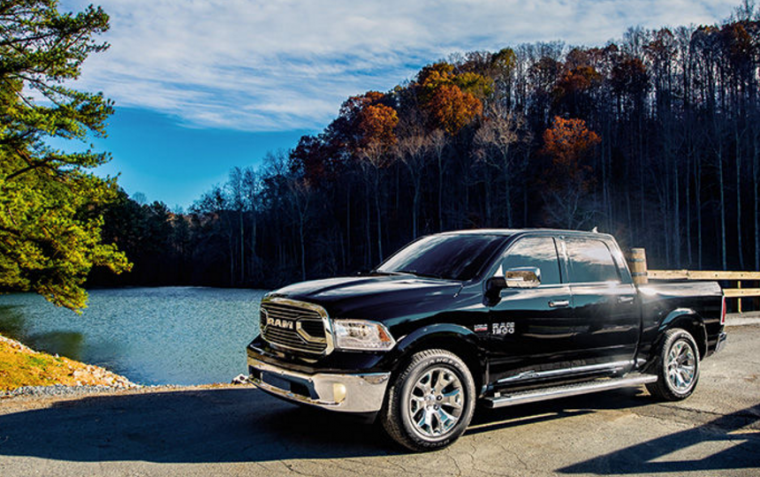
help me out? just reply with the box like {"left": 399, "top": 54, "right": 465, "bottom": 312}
{"left": 474, "top": 324, "right": 488, "bottom": 332}
{"left": 493, "top": 322, "right": 515, "bottom": 335}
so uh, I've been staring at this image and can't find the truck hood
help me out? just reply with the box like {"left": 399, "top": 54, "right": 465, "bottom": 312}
{"left": 269, "top": 274, "right": 464, "bottom": 321}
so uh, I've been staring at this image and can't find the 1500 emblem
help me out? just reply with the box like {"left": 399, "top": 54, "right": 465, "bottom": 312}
{"left": 267, "top": 318, "right": 294, "bottom": 330}
{"left": 493, "top": 322, "right": 515, "bottom": 335}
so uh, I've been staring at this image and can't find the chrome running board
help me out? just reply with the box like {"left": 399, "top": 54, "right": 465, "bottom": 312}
{"left": 484, "top": 374, "right": 658, "bottom": 409}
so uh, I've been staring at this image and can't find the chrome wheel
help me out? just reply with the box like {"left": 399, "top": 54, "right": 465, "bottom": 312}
{"left": 408, "top": 367, "right": 464, "bottom": 438}
{"left": 666, "top": 339, "right": 696, "bottom": 392}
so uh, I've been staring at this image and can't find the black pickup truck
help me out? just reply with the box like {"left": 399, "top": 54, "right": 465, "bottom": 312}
{"left": 247, "top": 229, "right": 727, "bottom": 451}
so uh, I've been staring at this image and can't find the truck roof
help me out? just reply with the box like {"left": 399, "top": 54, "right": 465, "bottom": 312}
{"left": 439, "top": 228, "right": 613, "bottom": 240}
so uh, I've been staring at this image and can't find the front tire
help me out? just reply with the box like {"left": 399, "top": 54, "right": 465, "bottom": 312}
{"left": 646, "top": 328, "right": 700, "bottom": 401}
{"left": 380, "top": 349, "right": 476, "bottom": 452}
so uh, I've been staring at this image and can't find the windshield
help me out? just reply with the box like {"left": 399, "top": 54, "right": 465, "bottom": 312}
{"left": 376, "top": 234, "right": 509, "bottom": 281}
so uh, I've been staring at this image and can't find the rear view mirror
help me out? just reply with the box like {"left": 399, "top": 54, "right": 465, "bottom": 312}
{"left": 505, "top": 267, "right": 541, "bottom": 288}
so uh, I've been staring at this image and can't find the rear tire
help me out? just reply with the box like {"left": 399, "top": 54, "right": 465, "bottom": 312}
{"left": 646, "top": 328, "right": 700, "bottom": 401}
{"left": 380, "top": 349, "right": 476, "bottom": 452}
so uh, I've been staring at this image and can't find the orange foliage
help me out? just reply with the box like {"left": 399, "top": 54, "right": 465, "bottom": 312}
{"left": 359, "top": 103, "right": 399, "bottom": 148}
{"left": 721, "top": 22, "right": 755, "bottom": 71}
{"left": 340, "top": 91, "right": 386, "bottom": 118}
{"left": 417, "top": 62, "right": 455, "bottom": 91}
{"left": 336, "top": 91, "right": 399, "bottom": 153}
{"left": 556, "top": 66, "right": 602, "bottom": 96}
{"left": 540, "top": 116, "right": 600, "bottom": 189}
{"left": 416, "top": 61, "right": 489, "bottom": 134}
{"left": 427, "top": 84, "right": 482, "bottom": 135}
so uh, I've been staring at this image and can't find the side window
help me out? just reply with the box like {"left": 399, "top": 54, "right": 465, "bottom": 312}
{"left": 566, "top": 238, "right": 619, "bottom": 283}
{"left": 500, "top": 237, "right": 561, "bottom": 285}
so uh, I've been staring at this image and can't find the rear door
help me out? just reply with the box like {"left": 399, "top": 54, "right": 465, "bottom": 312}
{"left": 564, "top": 237, "right": 639, "bottom": 366}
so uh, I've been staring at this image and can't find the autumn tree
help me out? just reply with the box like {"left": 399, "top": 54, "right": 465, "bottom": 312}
{"left": 429, "top": 129, "right": 448, "bottom": 231}
{"left": 475, "top": 104, "right": 529, "bottom": 227}
{"left": 395, "top": 129, "right": 429, "bottom": 239}
{"left": 490, "top": 48, "right": 518, "bottom": 108}
{"left": 0, "top": 0, "right": 130, "bottom": 311}
{"left": 417, "top": 62, "right": 488, "bottom": 135}
{"left": 242, "top": 166, "right": 260, "bottom": 281}
{"left": 554, "top": 65, "right": 603, "bottom": 118}
{"left": 287, "top": 176, "right": 312, "bottom": 281}
{"left": 540, "top": 117, "right": 601, "bottom": 228}
{"left": 344, "top": 92, "right": 398, "bottom": 262}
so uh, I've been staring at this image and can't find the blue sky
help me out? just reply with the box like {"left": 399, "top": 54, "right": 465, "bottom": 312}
{"left": 88, "top": 108, "right": 309, "bottom": 210}
{"left": 58, "top": 0, "right": 738, "bottom": 208}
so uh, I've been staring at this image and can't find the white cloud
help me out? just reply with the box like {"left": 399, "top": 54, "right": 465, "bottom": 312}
{"left": 61, "top": 0, "right": 738, "bottom": 131}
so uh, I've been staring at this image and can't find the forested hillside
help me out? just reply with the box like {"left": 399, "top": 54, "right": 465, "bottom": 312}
{"left": 91, "top": 8, "right": 760, "bottom": 289}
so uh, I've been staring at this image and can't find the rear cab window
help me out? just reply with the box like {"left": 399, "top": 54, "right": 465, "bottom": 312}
{"left": 565, "top": 238, "right": 620, "bottom": 283}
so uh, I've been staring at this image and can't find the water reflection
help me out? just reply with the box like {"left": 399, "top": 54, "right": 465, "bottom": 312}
{"left": 0, "top": 305, "right": 27, "bottom": 339}
{"left": 26, "top": 331, "right": 85, "bottom": 361}
{"left": 1, "top": 305, "right": 85, "bottom": 359}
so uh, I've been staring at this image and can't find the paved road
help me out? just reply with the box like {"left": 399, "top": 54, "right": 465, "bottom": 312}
{"left": 0, "top": 321, "right": 758, "bottom": 476}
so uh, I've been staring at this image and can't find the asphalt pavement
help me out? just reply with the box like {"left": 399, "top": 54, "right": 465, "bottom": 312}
{"left": 0, "top": 316, "right": 758, "bottom": 476}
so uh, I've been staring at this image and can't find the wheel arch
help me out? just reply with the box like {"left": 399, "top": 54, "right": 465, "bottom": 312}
{"left": 388, "top": 324, "right": 487, "bottom": 397}
{"left": 659, "top": 308, "right": 708, "bottom": 359}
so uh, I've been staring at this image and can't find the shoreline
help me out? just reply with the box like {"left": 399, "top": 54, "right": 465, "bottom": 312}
{"left": 0, "top": 333, "right": 246, "bottom": 406}
{"left": 0, "top": 333, "right": 138, "bottom": 396}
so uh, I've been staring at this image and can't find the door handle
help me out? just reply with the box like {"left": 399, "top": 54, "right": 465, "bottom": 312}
{"left": 617, "top": 296, "right": 635, "bottom": 304}
{"left": 549, "top": 300, "right": 570, "bottom": 308}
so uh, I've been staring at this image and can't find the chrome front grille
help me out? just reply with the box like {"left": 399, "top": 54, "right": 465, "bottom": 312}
{"left": 260, "top": 298, "right": 330, "bottom": 355}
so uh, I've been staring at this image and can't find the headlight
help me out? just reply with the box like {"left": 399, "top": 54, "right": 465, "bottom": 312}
{"left": 332, "top": 319, "right": 396, "bottom": 351}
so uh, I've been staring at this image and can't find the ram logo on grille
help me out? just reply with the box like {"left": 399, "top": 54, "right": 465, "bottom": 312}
{"left": 260, "top": 300, "right": 330, "bottom": 355}
{"left": 267, "top": 317, "right": 294, "bottom": 330}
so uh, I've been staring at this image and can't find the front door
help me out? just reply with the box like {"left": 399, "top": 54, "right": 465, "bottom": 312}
{"left": 487, "top": 236, "right": 578, "bottom": 385}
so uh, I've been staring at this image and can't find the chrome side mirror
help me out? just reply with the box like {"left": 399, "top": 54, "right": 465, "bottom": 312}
{"left": 505, "top": 267, "right": 541, "bottom": 288}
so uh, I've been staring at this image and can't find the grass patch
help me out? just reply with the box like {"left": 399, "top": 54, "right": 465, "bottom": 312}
{"left": 0, "top": 334, "right": 133, "bottom": 391}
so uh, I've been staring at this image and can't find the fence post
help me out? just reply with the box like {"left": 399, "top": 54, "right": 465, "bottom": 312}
{"left": 738, "top": 281, "right": 742, "bottom": 313}
{"left": 630, "top": 248, "right": 648, "bottom": 285}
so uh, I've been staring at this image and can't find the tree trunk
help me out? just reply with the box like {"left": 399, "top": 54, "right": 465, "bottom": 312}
{"left": 375, "top": 174, "right": 383, "bottom": 263}
{"left": 251, "top": 208, "right": 257, "bottom": 280}
{"left": 736, "top": 128, "right": 745, "bottom": 269}
{"left": 365, "top": 186, "right": 372, "bottom": 267}
{"left": 754, "top": 129, "right": 759, "bottom": 270}
{"left": 674, "top": 147, "right": 680, "bottom": 267}
{"left": 239, "top": 209, "right": 244, "bottom": 284}
{"left": 686, "top": 146, "right": 692, "bottom": 266}
{"left": 504, "top": 162, "right": 512, "bottom": 228}
{"left": 718, "top": 142, "right": 727, "bottom": 270}
{"left": 484, "top": 173, "right": 492, "bottom": 225}
{"left": 412, "top": 177, "right": 420, "bottom": 239}
{"left": 696, "top": 149, "right": 703, "bottom": 270}
{"left": 299, "top": 218, "right": 306, "bottom": 281}
{"left": 438, "top": 153, "right": 444, "bottom": 231}
{"left": 229, "top": 235, "right": 234, "bottom": 287}
{"left": 346, "top": 186, "right": 350, "bottom": 267}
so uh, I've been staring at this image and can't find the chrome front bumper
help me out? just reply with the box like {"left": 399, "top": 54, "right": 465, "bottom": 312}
{"left": 247, "top": 356, "right": 391, "bottom": 413}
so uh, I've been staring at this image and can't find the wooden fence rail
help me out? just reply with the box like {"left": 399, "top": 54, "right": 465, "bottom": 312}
{"left": 648, "top": 270, "right": 760, "bottom": 311}
{"left": 627, "top": 248, "right": 760, "bottom": 313}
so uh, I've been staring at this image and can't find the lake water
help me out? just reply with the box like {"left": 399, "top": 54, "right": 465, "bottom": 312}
{"left": 0, "top": 287, "right": 265, "bottom": 386}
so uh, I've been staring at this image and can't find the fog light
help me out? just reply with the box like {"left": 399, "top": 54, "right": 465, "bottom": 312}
{"left": 333, "top": 383, "right": 347, "bottom": 403}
